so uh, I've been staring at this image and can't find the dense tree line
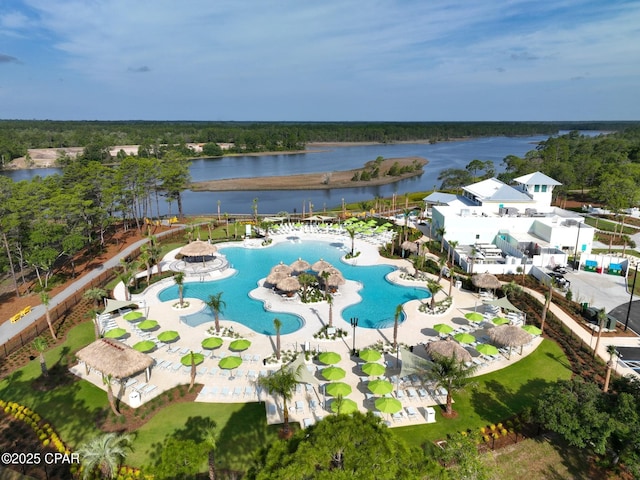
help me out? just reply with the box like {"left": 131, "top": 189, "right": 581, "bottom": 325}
{"left": 0, "top": 154, "right": 190, "bottom": 295}
{"left": 1, "top": 120, "right": 635, "bottom": 165}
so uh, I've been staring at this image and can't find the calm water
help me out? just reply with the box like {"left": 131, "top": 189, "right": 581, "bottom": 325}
{"left": 157, "top": 240, "right": 430, "bottom": 334}
{"left": 2, "top": 131, "right": 604, "bottom": 214}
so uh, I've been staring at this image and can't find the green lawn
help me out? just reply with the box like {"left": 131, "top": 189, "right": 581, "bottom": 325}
{"left": 1, "top": 325, "right": 571, "bottom": 474}
{"left": 584, "top": 216, "right": 638, "bottom": 235}
{"left": 393, "top": 339, "right": 571, "bottom": 448}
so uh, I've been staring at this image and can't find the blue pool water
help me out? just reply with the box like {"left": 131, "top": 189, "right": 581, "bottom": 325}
{"left": 158, "top": 240, "right": 430, "bottom": 335}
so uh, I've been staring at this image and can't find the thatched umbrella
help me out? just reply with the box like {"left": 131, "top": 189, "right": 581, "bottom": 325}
{"left": 277, "top": 276, "right": 301, "bottom": 293}
{"left": 289, "top": 258, "right": 311, "bottom": 274}
{"left": 425, "top": 339, "right": 472, "bottom": 363}
{"left": 265, "top": 271, "right": 288, "bottom": 286}
{"left": 471, "top": 273, "right": 502, "bottom": 291}
{"left": 489, "top": 324, "right": 533, "bottom": 359}
{"left": 270, "top": 262, "right": 293, "bottom": 276}
{"left": 311, "top": 259, "right": 333, "bottom": 272}
{"left": 76, "top": 338, "right": 154, "bottom": 381}
{"left": 401, "top": 240, "right": 418, "bottom": 257}
{"left": 179, "top": 240, "right": 218, "bottom": 257}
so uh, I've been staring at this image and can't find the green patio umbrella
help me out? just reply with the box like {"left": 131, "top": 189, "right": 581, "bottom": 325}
{"left": 181, "top": 352, "right": 205, "bottom": 366}
{"left": 157, "top": 330, "right": 179, "bottom": 343}
{"left": 132, "top": 340, "right": 156, "bottom": 353}
{"left": 138, "top": 319, "right": 159, "bottom": 331}
{"left": 201, "top": 337, "right": 223, "bottom": 349}
{"left": 464, "top": 312, "right": 484, "bottom": 323}
{"left": 475, "top": 343, "right": 499, "bottom": 356}
{"left": 330, "top": 398, "right": 358, "bottom": 414}
{"left": 359, "top": 349, "right": 382, "bottom": 362}
{"left": 367, "top": 379, "right": 394, "bottom": 395}
{"left": 229, "top": 339, "right": 251, "bottom": 351}
{"left": 362, "top": 362, "right": 386, "bottom": 377}
{"left": 375, "top": 397, "right": 402, "bottom": 414}
{"left": 318, "top": 351, "right": 341, "bottom": 365}
{"left": 433, "top": 323, "right": 454, "bottom": 335}
{"left": 123, "top": 311, "right": 143, "bottom": 322}
{"left": 321, "top": 366, "right": 346, "bottom": 381}
{"left": 103, "top": 328, "right": 127, "bottom": 339}
{"left": 491, "top": 317, "right": 510, "bottom": 326}
{"left": 219, "top": 355, "right": 243, "bottom": 370}
{"left": 325, "top": 382, "right": 352, "bottom": 397}
{"left": 522, "top": 325, "right": 542, "bottom": 336}
{"left": 454, "top": 332, "right": 476, "bottom": 344}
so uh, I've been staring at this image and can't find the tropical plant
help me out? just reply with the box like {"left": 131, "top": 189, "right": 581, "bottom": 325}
{"left": 203, "top": 420, "right": 219, "bottom": 480}
{"left": 102, "top": 374, "right": 121, "bottom": 417}
{"left": 604, "top": 345, "right": 618, "bottom": 392}
{"left": 501, "top": 281, "right": 522, "bottom": 299}
{"left": 437, "top": 256, "right": 446, "bottom": 283}
{"left": 139, "top": 245, "right": 153, "bottom": 285}
{"left": 540, "top": 279, "right": 556, "bottom": 334}
{"left": 297, "top": 272, "right": 316, "bottom": 302}
{"left": 426, "top": 279, "right": 443, "bottom": 310}
{"left": 393, "top": 304, "right": 403, "bottom": 348}
{"left": 436, "top": 226, "right": 446, "bottom": 252}
{"left": 76, "top": 432, "right": 133, "bottom": 480}
{"left": 273, "top": 318, "right": 282, "bottom": 361}
{"left": 40, "top": 291, "right": 56, "bottom": 340}
{"left": 346, "top": 226, "right": 357, "bottom": 256}
{"left": 32, "top": 337, "right": 48, "bottom": 377}
{"left": 593, "top": 308, "right": 607, "bottom": 358}
{"left": 83, "top": 287, "right": 107, "bottom": 310}
{"left": 86, "top": 308, "right": 102, "bottom": 340}
{"left": 188, "top": 350, "right": 197, "bottom": 392}
{"left": 206, "top": 292, "right": 226, "bottom": 334}
{"left": 257, "top": 365, "right": 302, "bottom": 438}
{"left": 447, "top": 240, "right": 458, "bottom": 265}
{"left": 427, "top": 352, "right": 478, "bottom": 416}
{"left": 174, "top": 271, "right": 185, "bottom": 307}
{"left": 326, "top": 292, "right": 334, "bottom": 327}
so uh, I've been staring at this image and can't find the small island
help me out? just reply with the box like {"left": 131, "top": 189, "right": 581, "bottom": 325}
{"left": 190, "top": 156, "right": 428, "bottom": 191}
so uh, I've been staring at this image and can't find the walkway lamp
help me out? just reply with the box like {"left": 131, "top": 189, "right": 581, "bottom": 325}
{"left": 350, "top": 317, "right": 359, "bottom": 355}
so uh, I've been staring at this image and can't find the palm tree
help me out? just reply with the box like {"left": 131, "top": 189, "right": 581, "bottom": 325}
{"left": 436, "top": 226, "right": 446, "bottom": 252}
{"left": 346, "top": 226, "right": 357, "bottom": 256}
{"left": 149, "top": 235, "right": 162, "bottom": 274}
{"left": 139, "top": 246, "right": 152, "bottom": 285}
{"left": 117, "top": 260, "right": 136, "bottom": 301}
{"left": 174, "top": 272, "right": 185, "bottom": 307}
{"left": 447, "top": 240, "right": 459, "bottom": 265}
{"left": 257, "top": 365, "right": 301, "bottom": 438}
{"left": 40, "top": 291, "right": 56, "bottom": 340}
{"left": 501, "top": 281, "right": 522, "bottom": 300}
{"left": 83, "top": 287, "right": 107, "bottom": 310}
{"left": 426, "top": 279, "right": 443, "bottom": 310}
{"left": 593, "top": 308, "right": 607, "bottom": 359}
{"left": 33, "top": 337, "right": 48, "bottom": 377}
{"left": 427, "top": 353, "right": 478, "bottom": 416}
{"left": 540, "top": 279, "right": 556, "bottom": 334}
{"left": 203, "top": 420, "right": 218, "bottom": 480}
{"left": 102, "top": 374, "right": 121, "bottom": 417}
{"left": 326, "top": 292, "right": 334, "bottom": 327}
{"left": 273, "top": 318, "right": 282, "bottom": 361}
{"left": 603, "top": 345, "right": 618, "bottom": 392}
{"left": 393, "top": 304, "right": 403, "bottom": 348}
{"left": 77, "top": 432, "right": 133, "bottom": 480}
{"left": 297, "top": 272, "right": 316, "bottom": 302}
{"left": 206, "top": 292, "right": 226, "bottom": 334}
{"left": 188, "top": 350, "right": 197, "bottom": 392}
{"left": 437, "top": 257, "right": 446, "bottom": 283}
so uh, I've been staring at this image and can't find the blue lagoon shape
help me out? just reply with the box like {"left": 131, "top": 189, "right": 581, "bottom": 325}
{"left": 158, "top": 240, "right": 430, "bottom": 335}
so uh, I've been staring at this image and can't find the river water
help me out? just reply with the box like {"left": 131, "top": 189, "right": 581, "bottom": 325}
{"left": 1, "top": 132, "right": 602, "bottom": 214}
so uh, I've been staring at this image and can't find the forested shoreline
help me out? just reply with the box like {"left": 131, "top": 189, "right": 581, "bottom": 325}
{"left": 1, "top": 120, "right": 637, "bottom": 165}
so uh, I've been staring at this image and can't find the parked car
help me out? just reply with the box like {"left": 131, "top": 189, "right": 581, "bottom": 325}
{"left": 553, "top": 265, "right": 567, "bottom": 274}
{"left": 581, "top": 307, "right": 618, "bottom": 330}
{"left": 549, "top": 272, "right": 570, "bottom": 289}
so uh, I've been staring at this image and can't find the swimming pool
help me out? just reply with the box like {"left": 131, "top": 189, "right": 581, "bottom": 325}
{"left": 158, "top": 240, "right": 430, "bottom": 334}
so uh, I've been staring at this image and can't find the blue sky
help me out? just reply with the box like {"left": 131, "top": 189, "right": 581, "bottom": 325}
{"left": 0, "top": 0, "right": 638, "bottom": 121}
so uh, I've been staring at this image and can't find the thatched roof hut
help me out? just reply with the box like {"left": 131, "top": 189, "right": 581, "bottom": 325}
{"left": 270, "top": 262, "right": 293, "bottom": 276}
{"left": 401, "top": 241, "right": 418, "bottom": 254}
{"left": 311, "top": 259, "right": 333, "bottom": 272}
{"left": 265, "top": 271, "right": 288, "bottom": 286}
{"left": 425, "top": 339, "right": 472, "bottom": 363}
{"left": 471, "top": 273, "right": 502, "bottom": 290}
{"left": 277, "top": 276, "right": 301, "bottom": 292}
{"left": 289, "top": 258, "right": 311, "bottom": 273}
{"left": 76, "top": 338, "right": 154, "bottom": 380}
{"left": 179, "top": 240, "right": 218, "bottom": 257}
{"left": 488, "top": 324, "right": 533, "bottom": 358}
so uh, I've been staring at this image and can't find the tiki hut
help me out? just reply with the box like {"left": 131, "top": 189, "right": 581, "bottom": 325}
{"left": 471, "top": 273, "right": 502, "bottom": 292}
{"left": 265, "top": 271, "right": 289, "bottom": 286}
{"left": 270, "top": 262, "right": 293, "bottom": 276}
{"left": 401, "top": 241, "right": 418, "bottom": 256}
{"left": 425, "top": 339, "right": 472, "bottom": 364}
{"left": 76, "top": 338, "right": 154, "bottom": 381}
{"left": 311, "top": 259, "right": 333, "bottom": 272}
{"left": 289, "top": 258, "right": 311, "bottom": 274}
{"left": 488, "top": 324, "right": 533, "bottom": 359}
{"left": 276, "top": 276, "right": 301, "bottom": 295}
{"left": 179, "top": 240, "right": 218, "bottom": 266}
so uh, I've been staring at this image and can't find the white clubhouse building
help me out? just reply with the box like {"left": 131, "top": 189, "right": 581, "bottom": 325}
{"left": 424, "top": 172, "right": 595, "bottom": 274}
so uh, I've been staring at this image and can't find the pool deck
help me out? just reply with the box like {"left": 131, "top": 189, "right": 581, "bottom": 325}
{"left": 71, "top": 231, "right": 542, "bottom": 428}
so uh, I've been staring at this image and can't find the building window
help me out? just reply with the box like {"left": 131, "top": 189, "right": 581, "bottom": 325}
{"left": 476, "top": 234, "right": 480, "bottom": 240}
{"left": 534, "top": 185, "right": 540, "bottom": 192}
{"left": 541, "top": 185, "right": 547, "bottom": 192}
